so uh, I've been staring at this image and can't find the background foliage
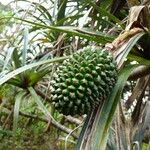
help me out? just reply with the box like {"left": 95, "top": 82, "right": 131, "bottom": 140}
{"left": 0, "top": 0, "right": 150, "bottom": 149}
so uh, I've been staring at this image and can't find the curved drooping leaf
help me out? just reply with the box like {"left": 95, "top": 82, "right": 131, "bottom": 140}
{"left": 0, "top": 16, "right": 114, "bottom": 43}
{"left": 114, "top": 32, "right": 145, "bottom": 67}
{"left": 7, "top": 69, "right": 49, "bottom": 88}
{"left": 76, "top": 29, "right": 147, "bottom": 150}
{"left": 28, "top": 87, "right": 53, "bottom": 120}
{"left": 0, "top": 56, "right": 68, "bottom": 86}
{"left": 76, "top": 64, "right": 140, "bottom": 150}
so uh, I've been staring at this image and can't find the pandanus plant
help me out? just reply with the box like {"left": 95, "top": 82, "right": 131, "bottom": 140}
{"left": 0, "top": 0, "right": 150, "bottom": 149}
{"left": 49, "top": 2, "right": 150, "bottom": 150}
{"left": 74, "top": 4, "right": 150, "bottom": 150}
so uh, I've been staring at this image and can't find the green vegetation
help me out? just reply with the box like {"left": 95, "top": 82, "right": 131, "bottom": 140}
{"left": 51, "top": 47, "right": 117, "bottom": 115}
{"left": 0, "top": 0, "right": 150, "bottom": 150}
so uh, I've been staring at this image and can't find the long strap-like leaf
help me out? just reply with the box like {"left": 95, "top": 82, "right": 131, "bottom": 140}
{"left": 76, "top": 64, "right": 140, "bottom": 150}
{"left": 0, "top": 56, "right": 68, "bottom": 86}
{"left": 13, "top": 91, "right": 26, "bottom": 132}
